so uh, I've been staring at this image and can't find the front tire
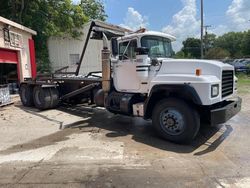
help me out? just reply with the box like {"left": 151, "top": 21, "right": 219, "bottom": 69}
{"left": 152, "top": 98, "right": 200, "bottom": 144}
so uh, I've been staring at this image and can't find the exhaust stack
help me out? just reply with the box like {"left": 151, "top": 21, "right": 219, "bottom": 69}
{"left": 101, "top": 33, "right": 111, "bottom": 100}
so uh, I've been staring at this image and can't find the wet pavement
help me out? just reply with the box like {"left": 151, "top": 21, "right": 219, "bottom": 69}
{"left": 0, "top": 95, "right": 250, "bottom": 187}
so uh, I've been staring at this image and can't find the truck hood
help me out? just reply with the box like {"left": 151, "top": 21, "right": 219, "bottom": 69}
{"left": 158, "top": 59, "right": 234, "bottom": 78}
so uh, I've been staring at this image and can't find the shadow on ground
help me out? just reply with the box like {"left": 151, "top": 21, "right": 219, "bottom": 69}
{"left": 3, "top": 103, "right": 233, "bottom": 156}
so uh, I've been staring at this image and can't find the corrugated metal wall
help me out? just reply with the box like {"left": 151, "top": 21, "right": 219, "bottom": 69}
{"left": 48, "top": 23, "right": 103, "bottom": 75}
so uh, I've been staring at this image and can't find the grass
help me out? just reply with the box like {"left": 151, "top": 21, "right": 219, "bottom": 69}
{"left": 236, "top": 73, "right": 250, "bottom": 94}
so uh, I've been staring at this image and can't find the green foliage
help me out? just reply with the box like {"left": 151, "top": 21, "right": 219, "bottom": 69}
{"left": 182, "top": 38, "right": 201, "bottom": 59}
{"left": 236, "top": 74, "right": 250, "bottom": 94}
{"left": 204, "top": 33, "right": 216, "bottom": 51}
{"left": 174, "top": 51, "right": 185, "bottom": 58}
{"left": 242, "top": 30, "right": 250, "bottom": 57}
{"left": 177, "top": 30, "right": 250, "bottom": 59}
{"left": 205, "top": 47, "right": 230, "bottom": 59}
{"left": 0, "top": 0, "right": 106, "bottom": 73}
{"left": 215, "top": 32, "right": 245, "bottom": 58}
{"left": 80, "top": 0, "right": 107, "bottom": 21}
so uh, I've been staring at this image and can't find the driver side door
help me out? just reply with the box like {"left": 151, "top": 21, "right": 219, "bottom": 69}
{"left": 113, "top": 40, "right": 140, "bottom": 92}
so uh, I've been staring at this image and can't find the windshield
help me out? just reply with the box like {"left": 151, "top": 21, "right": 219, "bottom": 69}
{"left": 141, "top": 36, "right": 173, "bottom": 58}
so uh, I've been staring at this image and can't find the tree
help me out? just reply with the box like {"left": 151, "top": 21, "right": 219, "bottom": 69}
{"left": 179, "top": 30, "right": 250, "bottom": 59}
{"left": 80, "top": 0, "right": 107, "bottom": 21}
{"left": 242, "top": 30, "right": 250, "bottom": 57}
{"left": 174, "top": 51, "right": 185, "bottom": 58}
{"left": 204, "top": 33, "right": 216, "bottom": 52}
{"left": 0, "top": 0, "right": 107, "bottom": 72}
{"left": 205, "top": 48, "right": 230, "bottom": 59}
{"left": 182, "top": 38, "right": 201, "bottom": 59}
{"left": 215, "top": 32, "right": 244, "bottom": 58}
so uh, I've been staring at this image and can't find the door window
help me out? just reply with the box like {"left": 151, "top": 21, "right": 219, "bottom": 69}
{"left": 119, "top": 40, "right": 137, "bottom": 60}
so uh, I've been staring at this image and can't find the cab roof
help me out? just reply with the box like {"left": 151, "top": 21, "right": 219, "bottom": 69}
{"left": 118, "top": 31, "right": 176, "bottom": 41}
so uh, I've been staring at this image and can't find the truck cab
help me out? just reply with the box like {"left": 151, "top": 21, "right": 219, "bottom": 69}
{"left": 111, "top": 30, "right": 238, "bottom": 105}
{"left": 104, "top": 29, "right": 241, "bottom": 143}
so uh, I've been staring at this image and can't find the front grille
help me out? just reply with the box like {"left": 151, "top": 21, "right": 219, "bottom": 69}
{"left": 222, "top": 70, "right": 234, "bottom": 98}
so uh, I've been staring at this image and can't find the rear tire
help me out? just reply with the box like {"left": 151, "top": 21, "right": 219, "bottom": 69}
{"left": 49, "top": 87, "right": 60, "bottom": 108}
{"left": 152, "top": 98, "right": 200, "bottom": 144}
{"left": 20, "top": 84, "right": 34, "bottom": 107}
{"left": 33, "top": 86, "right": 52, "bottom": 110}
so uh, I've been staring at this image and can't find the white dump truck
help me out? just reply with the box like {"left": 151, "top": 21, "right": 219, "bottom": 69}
{"left": 20, "top": 21, "right": 242, "bottom": 143}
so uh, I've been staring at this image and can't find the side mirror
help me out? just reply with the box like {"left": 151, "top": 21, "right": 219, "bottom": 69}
{"left": 111, "top": 38, "right": 118, "bottom": 56}
{"left": 151, "top": 58, "right": 159, "bottom": 66}
{"left": 135, "top": 47, "right": 149, "bottom": 55}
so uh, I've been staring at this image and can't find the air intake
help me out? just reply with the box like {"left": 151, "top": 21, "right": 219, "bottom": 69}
{"left": 222, "top": 70, "right": 234, "bottom": 98}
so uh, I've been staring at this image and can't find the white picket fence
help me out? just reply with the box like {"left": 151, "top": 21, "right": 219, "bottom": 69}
{"left": 0, "top": 85, "right": 11, "bottom": 106}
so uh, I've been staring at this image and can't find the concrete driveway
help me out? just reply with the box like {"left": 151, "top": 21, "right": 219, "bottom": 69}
{"left": 0, "top": 94, "right": 249, "bottom": 188}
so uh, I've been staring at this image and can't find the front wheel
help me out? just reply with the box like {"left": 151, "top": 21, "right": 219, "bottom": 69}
{"left": 152, "top": 98, "right": 200, "bottom": 144}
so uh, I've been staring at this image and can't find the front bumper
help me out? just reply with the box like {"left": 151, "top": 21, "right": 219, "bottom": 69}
{"left": 210, "top": 97, "right": 242, "bottom": 125}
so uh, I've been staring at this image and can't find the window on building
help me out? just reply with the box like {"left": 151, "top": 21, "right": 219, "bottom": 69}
{"left": 69, "top": 54, "right": 80, "bottom": 65}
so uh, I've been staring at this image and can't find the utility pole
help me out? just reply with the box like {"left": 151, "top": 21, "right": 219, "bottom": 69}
{"left": 204, "top": 25, "right": 211, "bottom": 35}
{"left": 204, "top": 25, "right": 211, "bottom": 55}
{"left": 200, "top": 0, "right": 204, "bottom": 59}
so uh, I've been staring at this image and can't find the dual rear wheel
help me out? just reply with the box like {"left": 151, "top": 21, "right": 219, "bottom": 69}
{"left": 20, "top": 84, "right": 59, "bottom": 110}
{"left": 20, "top": 84, "right": 34, "bottom": 107}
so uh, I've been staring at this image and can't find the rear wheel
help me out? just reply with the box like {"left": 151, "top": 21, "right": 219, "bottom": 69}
{"left": 20, "top": 84, "right": 34, "bottom": 107}
{"left": 33, "top": 86, "right": 52, "bottom": 110}
{"left": 49, "top": 87, "right": 60, "bottom": 108}
{"left": 152, "top": 98, "right": 200, "bottom": 144}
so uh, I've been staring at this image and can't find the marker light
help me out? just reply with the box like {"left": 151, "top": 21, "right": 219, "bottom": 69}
{"left": 196, "top": 69, "right": 202, "bottom": 76}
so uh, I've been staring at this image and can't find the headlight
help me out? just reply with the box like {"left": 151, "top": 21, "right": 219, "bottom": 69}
{"left": 211, "top": 84, "right": 219, "bottom": 97}
{"left": 234, "top": 76, "right": 238, "bottom": 91}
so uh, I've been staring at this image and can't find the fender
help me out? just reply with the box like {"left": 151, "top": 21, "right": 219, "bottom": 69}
{"left": 144, "top": 84, "right": 202, "bottom": 119}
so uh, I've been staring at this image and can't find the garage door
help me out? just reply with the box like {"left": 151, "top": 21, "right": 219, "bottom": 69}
{"left": 0, "top": 49, "right": 18, "bottom": 64}
{"left": 0, "top": 49, "right": 19, "bottom": 80}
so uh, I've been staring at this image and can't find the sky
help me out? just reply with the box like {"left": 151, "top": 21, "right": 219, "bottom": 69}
{"left": 77, "top": 0, "right": 250, "bottom": 51}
